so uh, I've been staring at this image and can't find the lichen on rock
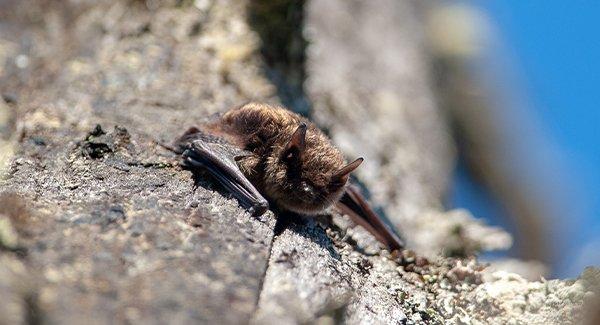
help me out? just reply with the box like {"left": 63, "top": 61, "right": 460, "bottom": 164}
{"left": 0, "top": 0, "right": 596, "bottom": 324}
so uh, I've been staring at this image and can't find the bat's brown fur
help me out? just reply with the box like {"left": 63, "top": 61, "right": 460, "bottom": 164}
{"left": 174, "top": 102, "right": 404, "bottom": 250}
{"left": 206, "top": 102, "right": 349, "bottom": 214}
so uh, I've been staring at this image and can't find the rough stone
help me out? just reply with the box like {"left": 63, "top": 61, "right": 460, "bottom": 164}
{"left": 0, "top": 0, "right": 595, "bottom": 324}
{"left": 0, "top": 1, "right": 276, "bottom": 323}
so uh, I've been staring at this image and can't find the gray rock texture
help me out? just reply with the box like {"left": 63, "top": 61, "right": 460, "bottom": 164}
{"left": 0, "top": 1, "right": 276, "bottom": 323}
{"left": 0, "top": 0, "right": 596, "bottom": 324}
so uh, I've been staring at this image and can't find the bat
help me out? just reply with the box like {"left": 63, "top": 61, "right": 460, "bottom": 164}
{"left": 169, "top": 102, "right": 404, "bottom": 251}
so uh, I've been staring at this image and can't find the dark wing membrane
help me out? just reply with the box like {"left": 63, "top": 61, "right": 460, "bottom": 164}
{"left": 174, "top": 127, "right": 269, "bottom": 216}
{"left": 336, "top": 184, "right": 404, "bottom": 251}
{"left": 171, "top": 126, "right": 237, "bottom": 154}
{"left": 171, "top": 126, "right": 202, "bottom": 154}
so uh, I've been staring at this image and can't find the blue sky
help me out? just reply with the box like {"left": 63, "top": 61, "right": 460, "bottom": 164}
{"left": 453, "top": 1, "right": 600, "bottom": 277}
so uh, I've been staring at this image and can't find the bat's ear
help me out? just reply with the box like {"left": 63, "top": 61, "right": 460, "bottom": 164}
{"left": 331, "top": 157, "right": 363, "bottom": 185}
{"left": 283, "top": 123, "right": 307, "bottom": 162}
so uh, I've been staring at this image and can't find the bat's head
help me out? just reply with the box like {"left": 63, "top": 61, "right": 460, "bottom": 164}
{"left": 264, "top": 122, "right": 363, "bottom": 215}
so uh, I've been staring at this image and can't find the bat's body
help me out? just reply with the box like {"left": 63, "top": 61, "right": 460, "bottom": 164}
{"left": 172, "top": 103, "right": 404, "bottom": 251}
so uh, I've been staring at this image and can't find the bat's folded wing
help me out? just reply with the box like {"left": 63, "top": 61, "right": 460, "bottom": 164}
{"left": 175, "top": 128, "right": 269, "bottom": 216}
{"left": 336, "top": 184, "right": 405, "bottom": 251}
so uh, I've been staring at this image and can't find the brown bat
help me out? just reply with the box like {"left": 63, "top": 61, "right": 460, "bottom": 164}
{"left": 170, "top": 102, "right": 404, "bottom": 251}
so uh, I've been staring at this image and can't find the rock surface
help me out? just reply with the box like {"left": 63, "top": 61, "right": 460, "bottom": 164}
{"left": 0, "top": 0, "right": 276, "bottom": 323}
{"left": 0, "top": 0, "right": 596, "bottom": 324}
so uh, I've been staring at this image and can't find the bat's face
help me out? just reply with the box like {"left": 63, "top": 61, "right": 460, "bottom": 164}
{"left": 262, "top": 123, "right": 363, "bottom": 215}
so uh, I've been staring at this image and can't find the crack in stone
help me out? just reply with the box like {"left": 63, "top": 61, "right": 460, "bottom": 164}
{"left": 252, "top": 213, "right": 283, "bottom": 317}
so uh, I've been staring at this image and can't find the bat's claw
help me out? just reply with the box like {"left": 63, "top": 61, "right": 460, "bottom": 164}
{"left": 249, "top": 200, "right": 269, "bottom": 217}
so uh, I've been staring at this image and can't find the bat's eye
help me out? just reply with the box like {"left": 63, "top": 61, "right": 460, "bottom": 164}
{"left": 300, "top": 181, "right": 315, "bottom": 196}
{"left": 301, "top": 183, "right": 311, "bottom": 193}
